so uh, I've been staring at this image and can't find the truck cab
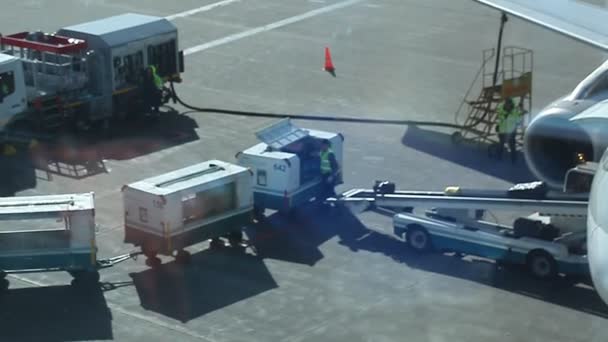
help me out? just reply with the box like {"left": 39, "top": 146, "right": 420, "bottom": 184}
{"left": 0, "top": 54, "right": 26, "bottom": 130}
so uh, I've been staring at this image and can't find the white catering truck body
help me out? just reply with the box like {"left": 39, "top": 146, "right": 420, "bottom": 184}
{"left": 122, "top": 160, "right": 254, "bottom": 257}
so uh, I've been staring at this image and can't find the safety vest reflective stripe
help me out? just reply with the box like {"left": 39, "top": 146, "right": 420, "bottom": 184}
{"left": 150, "top": 66, "right": 163, "bottom": 89}
{"left": 497, "top": 103, "right": 521, "bottom": 134}
{"left": 320, "top": 149, "right": 333, "bottom": 174}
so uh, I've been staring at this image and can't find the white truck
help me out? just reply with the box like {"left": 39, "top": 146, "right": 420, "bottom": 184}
{"left": 236, "top": 119, "right": 343, "bottom": 218}
{"left": 122, "top": 160, "right": 254, "bottom": 267}
{"left": 0, "top": 13, "right": 183, "bottom": 140}
{"left": 330, "top": 182, "right": 589, "bottom": 279}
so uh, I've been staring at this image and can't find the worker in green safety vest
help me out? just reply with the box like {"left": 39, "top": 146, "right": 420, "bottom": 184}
{"left": 150, "top": 65, "right": 163, "bottom": 90}
{"left": 143, "top": 65, "right": 163, "bottom": 113}
{"left": 319, "top": 139, "right": 339, "bottom": 199}
{"left": 496, "top": 97, "right": 523, "bottom": 163}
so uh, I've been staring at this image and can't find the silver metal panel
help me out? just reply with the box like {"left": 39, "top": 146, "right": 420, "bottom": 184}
{"left": 125, "top": 160, "right": 249, "bottom": 195}
{"left": 0, "top": 193, "right": 95, "bottom": 218}
{"left": 255, "top": 118, "right": 309, "bottom": 150}
{"left": 59, "top": 13, "right": 176, "bottom": 49}
{"left": 474, "top": 0, "right": 608, "bottom": 50}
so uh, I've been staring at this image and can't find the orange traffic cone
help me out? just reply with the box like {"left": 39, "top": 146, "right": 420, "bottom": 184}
{"left": 324, "top": 47, "right": 335, "bottom": 76}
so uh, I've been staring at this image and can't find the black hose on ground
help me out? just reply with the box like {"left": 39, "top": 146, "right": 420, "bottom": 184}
{"left": 169, "top": 82, "right": 485, "bottom": 130}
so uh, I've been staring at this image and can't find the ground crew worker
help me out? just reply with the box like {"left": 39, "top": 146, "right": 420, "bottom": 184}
{"left": 150, "top": 65, "right": 163, "bottom": 90}
{"left": 319, "top": 139, "right": 339, "bottom": 199}
{"left": 143, "top": 66, "right": 162, "bottom": 113}
{"left": 496, "top": 97, "right": 522, "bottom": 163}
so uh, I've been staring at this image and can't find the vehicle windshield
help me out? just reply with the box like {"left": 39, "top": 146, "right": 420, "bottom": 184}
{"left": 0, "top": 1, "right": 607, "bottom": 341}
{"left": 0, "top": 70, "right": 15, "bottom": 99}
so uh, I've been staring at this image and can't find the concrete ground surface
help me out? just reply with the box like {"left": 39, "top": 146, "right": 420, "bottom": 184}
{"left": 1, "top": 0, "right": 607, "bottom": 341}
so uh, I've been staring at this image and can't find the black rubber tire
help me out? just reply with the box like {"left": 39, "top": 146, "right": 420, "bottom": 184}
{"left": 406, "top": 226, "right": 432, "bottom": 253}
{"left": 175, "top": 250, "right": 192, "bottom": 265}
{"left": 145, "top": 256, "right": 162, "bottom": 268}
{"left": 210, "top": 238, "right": 225, "bottom": 249}
{"left": 451, "top": 131, "right": 463, "bottom": 145}
{"left": 526, "top": 250, "right": 557, "bottom": 279}
{"left": 228, "top": 231, "right": 244, "bottom": 247}
{"left": 142, "top": 245, "right": 158, "bottom": 259}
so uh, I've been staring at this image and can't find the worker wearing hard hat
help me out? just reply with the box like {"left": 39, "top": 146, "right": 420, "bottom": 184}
{"left": 496, "top": 97, "right": 523, "bottom": 163}
{"left": 319, "top": 139, "right": 339, "bottom": 199}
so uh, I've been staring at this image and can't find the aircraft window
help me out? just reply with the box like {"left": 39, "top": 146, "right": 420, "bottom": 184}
{"left": 0, "top": 71, "right": 15, "bottom": 98}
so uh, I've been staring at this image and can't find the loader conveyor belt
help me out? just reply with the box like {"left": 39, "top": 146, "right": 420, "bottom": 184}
{"left": 328, "top": 188, "right": 588, "bottom": 216}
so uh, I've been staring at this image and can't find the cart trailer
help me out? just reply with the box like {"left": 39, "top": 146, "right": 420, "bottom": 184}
{"left": 0, "top": 193, "right": 99, "bottom": 289}
{"left": 237, "top": 118, "right": 343, "bottom": 217}
{"left": 122, "top": 160, "right": 254, "bottom": 267}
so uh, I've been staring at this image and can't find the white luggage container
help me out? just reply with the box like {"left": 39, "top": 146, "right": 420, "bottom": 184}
{"left": 236, "top": 119, "right": 343, "bottom": 217}
{"left": 122, "top": 160, "right": 254, "bottom": 266}
{"left": 0, "top": 193, "right": 98, "bottom": 289}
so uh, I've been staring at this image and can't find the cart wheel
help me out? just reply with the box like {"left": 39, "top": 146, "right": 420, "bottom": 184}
{"left": 253, "top": 206, "right": 265, "bottom": 222}
{"left": 527, "top": 250, "right": 557, "bottom": 279}
{"left": 488, "top": 143, "right": 501, "bottom": 160}
{"left": 175, "top": 250, "right": 192, "bottom": 265}
{"left": 142, "top": 245, "right": 158, "bottom": 259}
{"left": 451, "top": 132, "right": 463, "bottom": 145}
{"left": 210, "top": 238, "right": 225, "bottom": 249}
{"left": 406, "top": 226, "right": 432, "bottom": 252}
{"left": 145, "top": 256, "right": 162, "bottom": 268}
{"left": 228, "top": 231, "right": 244, "bottom": 247}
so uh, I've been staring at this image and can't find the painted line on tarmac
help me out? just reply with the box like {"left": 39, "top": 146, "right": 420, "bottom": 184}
{"left": 165, "top": 0, "right": 242, "bottom": 21}
{"left": 184, "top": 0, "right": 365, "bottom": 55}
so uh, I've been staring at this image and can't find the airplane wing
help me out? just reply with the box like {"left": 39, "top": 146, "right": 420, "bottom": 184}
{"left": 473, "top": 0, "right": 608, "bottom": 51}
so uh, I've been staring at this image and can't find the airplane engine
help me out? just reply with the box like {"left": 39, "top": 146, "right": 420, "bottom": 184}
{"left": 588, "top": 148, "right": 608, "bottom": 303}
{"left": 523, "top": 101, "right": 608, "bottom": 189}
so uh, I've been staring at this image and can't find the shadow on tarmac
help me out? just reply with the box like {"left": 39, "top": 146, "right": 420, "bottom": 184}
{"left": 129, "top": 247, "right": 277, "bottom": 323}
{"left": 324, "top": 206, "right": 608, "bottom": 318}
{"left": 0, "top": 148, "right": 38, "bottom": 197}
{"left": 0, "top": 285, "right": 113, "bottom": 341}
{"left": 401, "top": 125, "right": 536, "bottom": 184}
{"left": 26, "top": 107, "right": 199, "bottom": 181}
